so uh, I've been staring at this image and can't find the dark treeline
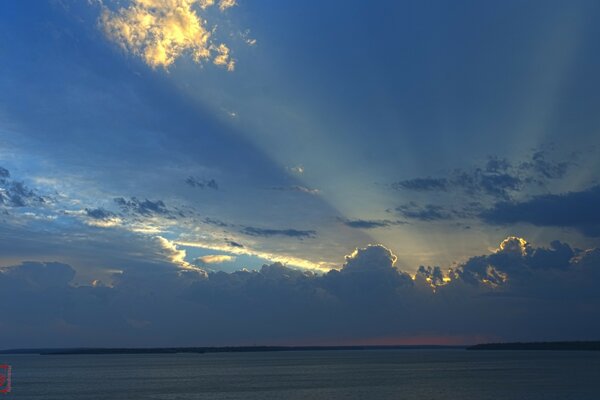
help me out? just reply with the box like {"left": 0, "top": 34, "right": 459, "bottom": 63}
{"left": 0, "top": 345, "right": 460, "bottom": 355}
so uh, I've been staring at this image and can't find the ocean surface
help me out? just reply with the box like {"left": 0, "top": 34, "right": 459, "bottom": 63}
{"left": 2, "top": 349, "right": 599, "bottom": 399}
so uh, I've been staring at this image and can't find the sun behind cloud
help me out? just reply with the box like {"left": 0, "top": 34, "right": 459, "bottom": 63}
{"left": 100, "top": 0, "right": 236, "bottom": 70}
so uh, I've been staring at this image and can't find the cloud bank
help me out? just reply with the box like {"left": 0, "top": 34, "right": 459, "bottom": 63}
{"left": 481, "top": 185, "right": 600, "bottom": 237}
{"left": 1, "top": 238, "right": 599, "bottom": 348}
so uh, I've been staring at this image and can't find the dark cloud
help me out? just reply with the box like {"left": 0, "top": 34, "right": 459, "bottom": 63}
{"left": 519, "top": 150, "right": 571, "bottom": 180}
{"left": 114, "top": 197, "right": 170, "bottom": 217}
{"left": 341, "top": 218, "right": 406, "bottom": 229}
{"left": 2, "top": 261, "right": 75, "bottom": 289}
{"left": 185, "top": 177, "right": 219, "bottom": 190}
{"left": 85, "top": 208, "right": 117, "bottom": 220}
{"left": 241, "top": 226, "right": 316, "bottom": 239}
{"left": 204, "top": 217, "right": 230, "bottom": 228}
{"left": 395, "top": 203, "right": 455, "bottom": 221}
{"left": 480, "top": 185, "right": 600, "bottom": 237}
{"left": 226, "top": 240, "right": 244, "bottom": 248}
{"left": 484, "top": 156, "right": 510, "bottom": 173}
{"left": 0, "top": 168, "right": 46, "bottom": 208}
{"left": 391, "top": 177, "right": 448, "bottom": 191}
{"left": 0, "top": 167, "right": 9, "bottom": 179}
{"left": 391, "top": 149, "right": 574, "bottom": 201}
{"left": 1, "top": 239, "right": 600, "bottom": 347}
{"left": 417, "top": 266, "right": 445, "bottom": 287}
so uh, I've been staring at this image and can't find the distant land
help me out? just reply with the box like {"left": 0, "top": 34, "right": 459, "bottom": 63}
{"left": 0, "top": 345, "right": 461, "bottom": 356}
{"left": 467, "top": 341, "right": 600, "bottom": 351}
{"left": 2, "top": 342, "right": 599, "bottom": 355}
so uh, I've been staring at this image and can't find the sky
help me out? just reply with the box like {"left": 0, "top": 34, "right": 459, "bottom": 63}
{"left": 1, "top": 0, "right": 600, "bottom": 347}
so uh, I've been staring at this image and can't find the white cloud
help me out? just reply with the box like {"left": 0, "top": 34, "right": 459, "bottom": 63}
{"left": 218, "top": 0, "right": 237, "bottom": 11}
{"left": 156, "top": 236, "right": 207, "bottom": 274}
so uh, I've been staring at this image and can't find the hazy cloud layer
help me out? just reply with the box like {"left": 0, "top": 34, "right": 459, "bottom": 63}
{"left": 394, "top": 203, "right": 461, "bottom": 222}
{"left": 268, "top": 185, "right": 320, "bottom": 195}
{"left": 341, "top": 218, "right": 406, "bottom": 229}
{"left": 1, "top": 238, "right": 599, "bottom": 348}
{"left": 241, "top": 226, "right": 317, "bottom": 239}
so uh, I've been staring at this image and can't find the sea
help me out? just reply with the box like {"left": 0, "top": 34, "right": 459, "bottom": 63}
{"left": 2, "top": 349, "right": 599, "bottom": 399}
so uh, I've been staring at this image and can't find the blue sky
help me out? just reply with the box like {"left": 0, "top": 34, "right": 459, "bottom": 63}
{"left": 1, "top": 0, "right": 600, "bottom": 346}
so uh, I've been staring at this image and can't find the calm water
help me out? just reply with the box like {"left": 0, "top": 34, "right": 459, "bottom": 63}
{"left": 2, "top": 350, "right": 599, "bottom": 399}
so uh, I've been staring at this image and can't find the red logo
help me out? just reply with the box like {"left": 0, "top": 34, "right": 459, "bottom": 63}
{"left": 0, "top": 365, "right": 11, "bottom": 394}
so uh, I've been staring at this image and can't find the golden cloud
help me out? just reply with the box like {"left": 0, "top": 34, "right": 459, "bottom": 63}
{"left": 196, "top": 254, "right": 236, "bottom": 264}
{"left": 177, "top": 239, "right": 335, "bottom": 271}
{"left": 101, "top": 0, "right": 235, "bottom": 70}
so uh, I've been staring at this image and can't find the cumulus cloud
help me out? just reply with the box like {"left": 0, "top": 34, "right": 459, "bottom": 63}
{"left": 100, "top": 0, "right": 236, "bottom": 70}
{"left": 480, "top": 185, "right": 600, "bottom": 237}
{"left": 155, "top": 236, "right": 208, "bottom": 273}
{"left": 2, "top": 238, "right": 599, "bottom": 348}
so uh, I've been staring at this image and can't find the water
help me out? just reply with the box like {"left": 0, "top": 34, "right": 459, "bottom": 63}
{"left": 2, "top": 350, "right": 599, "bottom": 399}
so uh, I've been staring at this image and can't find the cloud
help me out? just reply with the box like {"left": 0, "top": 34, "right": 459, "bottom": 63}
{"left": 217, "top": 0, "right": 236, "bottom": 11}
{"left": 186, "top": 176, "right": 219, "bottom": 190}
{"left": 0, "top": 167, "right": 9, "bottom": 179}
{"left": 341, "top": 218, "right": 406, "bottom": 229}
{"left": 195, "top": 254, "right": 236, "bottom": 264}
{"left": 480, "top": 185, "right": 600, "bottom": 237}
{"left": 156, "top": 236, "right": 207, "bottom": 272}
{"left": 241, "top": 226, "right": 316, "bottom": 239}
{"left": 203, "top": 217, "right": 230, "bottom": 227}
{"left": 1, "top": 261, "right": 75, "bottom": 289}
{"left": 2, "top": 238, "right": 599, "bottom": 347}
{"left": 416, "top": 266, "right": 446, "bottom": 288}
{"left": 177, "top": 238, "right": 329, "bottom": 271}
{"left": 269, "top": 185, "right": 320, "bottom": 195}
{"left": 114, "top": 197, "right": 171, "bottom": 217}
{"left": 391, "top": 177, "right": 448, "bottom": 191}
{"left": 0, "top": 167, "right": 47, "bottom": 208}
{"left": 84, "top": 208, "right": 123, "bottom": 227}
{"left": 395, "top": 203, "right": 455, "bottom": 221}
{"left": 100, "top": 0, "right": 236, "bottom": 70}
{"left": 520, "top": 150, "right": 570, "bottom": 180}
{"left": 287, "top": 166, "right": 304, "bottom": 175}
{"left": 85, "top": 208, "right": 116, "bottom": 220}
{"left": 391, "top": 149, "right": 574, "bottom": 201}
